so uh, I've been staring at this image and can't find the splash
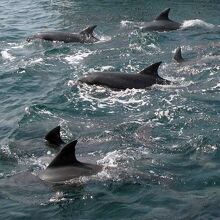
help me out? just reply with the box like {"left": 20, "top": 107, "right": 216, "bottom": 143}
{"left": 100, "top": 66, "right": 114, "bottom": 71}
{"left": 64, "top": 50, "right": 93, "bottom": 64}
{"left": 120, "top": 20, "right": 143, "bottom": 29}
{"left": 181, "top": 19, "right": 216, "bottom": 29}
{"left": 120, "top": 20, "right": 134, "bottom": 27}
{"left": 96, "top": 35, "right": 112, "bottom": 43}
{"left": 29, "top": 58, "right": 43, "bottom": 64}
{"left": 1, "top": 49, "right": 15, "bottom": 61}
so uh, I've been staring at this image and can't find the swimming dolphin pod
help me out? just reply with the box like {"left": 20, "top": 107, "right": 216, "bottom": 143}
{"left": 141, "top": 8, "right": 181, "bottom": 32}
{"left": 39, "top": 140, "right": 102, "bottom": 183}
{"left": 79, "top": 61, "right": 171, "bottom": 90}
{"left": 26, "top": 25, "right": 99, "bottom": 43}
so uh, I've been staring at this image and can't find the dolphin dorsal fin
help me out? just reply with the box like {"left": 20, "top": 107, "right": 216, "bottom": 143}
{"left": 80, "top": 25, "right": 97, "bottom": 36}
{"left": 174, "top": 47, "right": 185, "bottom": 63}
{"left": 139, "top": 61, "right": 162, "bottom": 76}
{"left": 155, "top": 8, "right": 170, "bottom": 20}
{"left": 48, "top": 140, "right": 81, "bottom": 168}
{"left": 45, "top": 126, "right": 64, "bottom": 146}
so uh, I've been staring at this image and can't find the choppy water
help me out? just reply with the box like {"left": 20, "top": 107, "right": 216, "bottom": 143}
{"left": 0, "top": 0, "right": 220, "bottom": 219}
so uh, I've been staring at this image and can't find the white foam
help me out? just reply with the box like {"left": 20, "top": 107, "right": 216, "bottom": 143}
{"left": 1, "top": 144, "right": 12, "bottom": 156}
{"left": 181, "top": 19, "right": 215, "bottom": 29}
{"left": 1, "top": 50, "right": 15, "bottom": 61}
{"left": 120, "top": 20, "right": 144, "bottom": 28}
{"left": 100, "top": 66, "right": 114, "bottom": 71}
{"left": 29, "top": 58, "right": 43, "bottom": 64}
{"left": 11, "top": 43, "right": 25, "bottom": 49}
{"left": 79, "top": 86, "right": 149, "bottom": 108}
{"left": 38, "top": 109, "right": 54, "bottom": 116}
{"left": 120, "top": 20, "right": 133, "bottom": 27}
{"left": 98, "top": 150, "right": 122, "bottom": 168}
{"left": 97, "top": 35, "right": 112, "bottom": 43}
{"left": 64, "top": 51, "right": 92, "bottom": 64}
{"left": 67, "top": 80, "right": 76, "bottom": 87}
{"left": 49, "top": 191, "right": 65, "bottom": 203}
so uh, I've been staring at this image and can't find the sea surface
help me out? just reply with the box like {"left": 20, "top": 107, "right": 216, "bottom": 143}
{"left": 0, "top": 0, "right": 220, "bottom": 219}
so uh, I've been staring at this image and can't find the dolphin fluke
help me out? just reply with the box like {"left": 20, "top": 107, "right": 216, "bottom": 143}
{"left": 139, "top": 61, "right": 162, "bottom": 76}
{"left": 48, "top": 140, "right": 81, "bottom": 168}
{"left": 45, "top": 126, "right": 64, "bottom": 146}
{"left": 155, "top": 8, "right": 171, "bottom": 20}
{"left": 174, "top": 47, "right": 185, "bottom": 63}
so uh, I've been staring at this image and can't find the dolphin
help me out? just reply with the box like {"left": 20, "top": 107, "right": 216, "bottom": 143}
{"left": 45, "top": 125, "right": 65, "bottom": 146}
{"left": 141, "top": 8, "right": 181, "bottom": 32}
{"left": 174, "top": 47, "right": 185, "bottom": 63}
{"left": 78, "top": 61, "right": 171, "bottom": 90}
{"left": 39, "top": 140, "right": 102, "bottom": 183}
{"left": 173, "top": 46, "right": 220, "bottom": 64}
{"left": 26, "top": 25, "right": 99, "bottom": 43}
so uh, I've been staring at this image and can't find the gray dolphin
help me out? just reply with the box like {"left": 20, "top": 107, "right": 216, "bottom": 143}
{"left": 173, "top": 46, "right": 220, "bottom": 64}
{"left": 174, "top": 47, "right": 185, "bottom": 63}
{"left": 78, "top": 61, "right": 171, "bottom": 90}
{"left": 26, "top": 25, "right": 99, "bottom": 43}
{"left": 39, "top": 140, "right": 102, "bottom": 183}
{"left": 141, "top": 8, "right": 181, "bottom": 32}
{"left": 45, "top": 125, "right": 65, "bottom": 147}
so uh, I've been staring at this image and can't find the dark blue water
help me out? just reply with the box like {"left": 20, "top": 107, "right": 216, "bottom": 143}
{"left": 0, "top": 0, "right": 220, "bottom": 219}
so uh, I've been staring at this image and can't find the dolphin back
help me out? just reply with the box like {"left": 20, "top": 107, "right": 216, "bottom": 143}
{"left": 39, "top": 140, "right": 102, "bottom": 183}
{"left": 48, "top": 140, "right": 81, "bottom": 168}
{"left": 141, "top": 8, "right": 181, "bottom": 32}
{"left": 80, "top": 25, "right": 99, "bottom": 42}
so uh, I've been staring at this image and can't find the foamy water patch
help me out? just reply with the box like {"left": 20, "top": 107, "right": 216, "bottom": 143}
{"left": 29, "top": 58, "right": 43, "bottom": 65}
{"left": 211, "top": 82, "right": 220, "bottom": 91}
{"left": 96, "top": 35, "right": 112, "bottom": 43}
{"left": 152, "top": 79, "right": 192, "bottom": 91}
{"left": 1, "top": 144, "right": 13, "bottom": 157}
{"left": 10, "top": 43, "right": 26, "bottom": 49}
{"left": 49, "top": 191, "right": 66, "bottom": 203}
{"left": 181, "top": 19, "right": 215, "bottom": 29}
{"left": 78, "top": 86, "right": 150, "bottom": 110}
{"left": 64, "top": 50, "right": 93, "bottom": 64}
{"left": 120, "top": 20, "right": 144, "bottom": 28}
{"left": 1, "top": 49, "right": 15, "bottom": 61}
{"left": 120, "top": 20, "right": 134, "bottom": 28}
{"left": 100, "top": 66, "right": 114, "bottom": 71}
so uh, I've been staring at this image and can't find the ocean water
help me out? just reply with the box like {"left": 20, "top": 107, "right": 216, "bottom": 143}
{"left": 0, "top": 0, "right": 220, "bottom": 219}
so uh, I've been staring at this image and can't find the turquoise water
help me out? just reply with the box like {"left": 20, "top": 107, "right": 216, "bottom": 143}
{"left": 0, "top": 0, "right": 220, "bottom": 219}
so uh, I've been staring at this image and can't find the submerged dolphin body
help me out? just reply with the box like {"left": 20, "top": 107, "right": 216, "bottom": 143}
{"left": 39, "top": 140, "right": 102, "bottom": 183}
{"left": 141, "top": 8, "right": 181, "bottom": 32}
{"left": 27, "top": 25, "right": 99, "bottom": 43}
{"left": 78, "top": 62, "right": 171, "bottom": 90}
